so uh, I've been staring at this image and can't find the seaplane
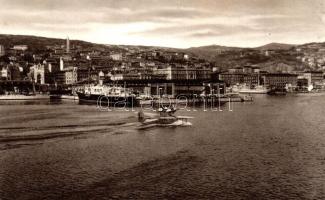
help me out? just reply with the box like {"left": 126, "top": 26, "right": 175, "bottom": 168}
{"left": 137, "top": 106, "right": 193, "bottom": 130}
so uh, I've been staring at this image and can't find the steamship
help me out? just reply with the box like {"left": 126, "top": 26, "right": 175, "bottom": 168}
{"left": 76, "top": 84, "right": 135, "bottom": 106}
{"left": 237, "top": 85, "right": 270, "bottom": 94}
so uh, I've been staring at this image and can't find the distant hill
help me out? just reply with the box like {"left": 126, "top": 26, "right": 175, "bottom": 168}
{"left": 0, "top": 34, "right": 118, "bottom": 52}
{"left": 0, "top": 34, "right": 182, "bottom": 54}
{"left": 185, "top": 43, "right": 312, "bottom": 72}
{"left": 186, "top": 42, "right": 296, "bottom": 53}
{"left": 254, "top": 42, "right": 296, "bottom": 50}
{"left": 187, "top": 44, "right": 242, "bottom": 51}
{"left": 185, "top": 43, "right": 297, "bottom": 62}
{"left": 185, "top": 45, "right": 244, "bottom": 60}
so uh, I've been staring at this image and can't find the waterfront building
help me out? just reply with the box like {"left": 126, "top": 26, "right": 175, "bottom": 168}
{"left": 219, "top": 72, "right": 261, "bottom": 86}
{"left": 77, "top": 69, "right": 89, "bottom": 82}
{"left": 297, "top": 78, "right": 309, "bottom": 90}
{"left": 295, "top": 71, "right": 324, "bottom": 88}
{"left": 110, "top": 75, "right": 225, "bottom": 98}
{"left": 220, "top": 66, "right": 262, "bottom": 86}
{"left": 155, "top": 65, "right": 211, "bottom": 81}
{"left": 29, "top": 64, "right": 45, "bottom": 84}
{"left": 64, "top": 67, "right": 78, "bottom": 85}
{"left": 306, "top": 71, "right": 324, "bottom": 87}
{"left": 155, "top": 65, "right": 172, "bottom": 80}
{"left": 52, "top": 71, "right": 65, "bottom": 85}
{"left": 220, "top": 72, "right": 241, "bottom": 85}
{"left": 195, "top": 68, "right": 212, "bottom": 80}
{"left": 219, "top": 73, "right": 245, "bottom": 86}
{"left": 148, "top": 82, "right": 224, "bottom": 98}
{"left": 171, "top": 67, "right": 197, "bottom": 80}
{"left": 243, "top": 73, "right": 259, "bottom": 86}
{"left": 77, "top": 68, "right": 98, "bottom": 83}
{"left": 262, "top": 73, "right": 298, "bottom": 89}
{"left": 51, "top": 67, "right": 78, "bottom": 85}
{"left": 110, "top": 72, "right": 167, "bottom": 81}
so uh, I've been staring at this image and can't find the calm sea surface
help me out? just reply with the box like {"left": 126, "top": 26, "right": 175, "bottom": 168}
{"left": 1, "top": 94, "right": 325, "bottom": 200}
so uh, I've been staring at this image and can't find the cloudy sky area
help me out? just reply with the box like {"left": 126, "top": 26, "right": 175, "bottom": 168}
{"left": 0, "top": 0, "right": 325, "bottom": 48}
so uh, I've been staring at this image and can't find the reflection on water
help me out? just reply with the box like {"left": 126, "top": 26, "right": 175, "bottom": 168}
{"left": 0, "top": 95, "right": 325, "bottom": 199}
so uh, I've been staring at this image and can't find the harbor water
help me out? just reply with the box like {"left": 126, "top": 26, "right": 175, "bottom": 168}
{"left": 1, "top": 94, "right": 325, "bottom": 199}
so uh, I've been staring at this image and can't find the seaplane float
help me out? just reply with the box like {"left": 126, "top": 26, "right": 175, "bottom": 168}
{"left": 137, "top": 107, "right": 193, "bottom": 130}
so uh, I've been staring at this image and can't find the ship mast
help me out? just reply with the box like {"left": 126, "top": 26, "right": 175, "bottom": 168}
{"left": 124, "top": 81, "right": 126, "bottom": 98}
{"left": 257, "top": 72, "right": 260, "bottom": 86}
{"left": 87, "top": 55, "right": 91, "bottom": 86}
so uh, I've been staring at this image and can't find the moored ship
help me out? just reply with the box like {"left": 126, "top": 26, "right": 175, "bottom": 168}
{"left": 232, "top": 84, "right": 270, "bottom": 94}
{"left": 0, "top": 82, "right": 50, "bottom": 100}
{"left": 238, "top": 85, "right": 270, "bottom": 94}
{"left": 0, "top": 93, "right": 50, "bottom": 100}
{"left": 50, "top": 89, "right": 79, "bottom": 100}
{"left": 76, "top": 84, "right": 135, "bottom": 106}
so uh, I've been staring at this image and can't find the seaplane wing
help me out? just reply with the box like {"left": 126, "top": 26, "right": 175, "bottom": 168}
{"left": 159, "top": 117, "right": 177, "bottom": 120}
{"left": 176, "top": 116, "right": 194, "bottom": 119}
{"left": 144, "top": 118, "right": 158, "bottom": 122}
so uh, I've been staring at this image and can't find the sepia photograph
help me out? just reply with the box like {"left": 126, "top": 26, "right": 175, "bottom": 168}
{"left": 0, "top": 0, "right": 325, "bottom": 199}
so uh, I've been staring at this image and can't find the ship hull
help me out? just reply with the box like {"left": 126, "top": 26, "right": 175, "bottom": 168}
{"left": 50, "top": 95, "right": 79, "bottom": 100}
{"left": 77, "top": 92, "right": 135, "bottom": 106}
{"left": 0, "top": 94, "right": 50, "bottom": 100}
{"left": 238, "top": 89, "right": 269, "bottom": 94}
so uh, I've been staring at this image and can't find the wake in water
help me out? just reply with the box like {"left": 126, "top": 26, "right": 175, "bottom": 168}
{"left": 0, "top": 116, "right": 140, "bottom": 144}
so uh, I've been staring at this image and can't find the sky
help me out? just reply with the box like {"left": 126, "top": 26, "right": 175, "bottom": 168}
{"left": 0, "top": 0, "right": 325, "bottom": 48}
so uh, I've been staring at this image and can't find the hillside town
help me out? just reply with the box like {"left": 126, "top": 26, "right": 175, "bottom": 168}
{"left": 1, "top": 36, "right": 325, "bottom": 99}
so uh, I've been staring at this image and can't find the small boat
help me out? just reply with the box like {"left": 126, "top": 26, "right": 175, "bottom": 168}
{"left": 241, "top": 95, "right": 254, "bottom": 101}
{"left": 221, "top": 93, "right": 253, "bottom": 102}
{"left": 267, "top": 88, "right": 287, "bottom": 95}
{"left": 138, "top": 107, "right": 193, "bottom": 130}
